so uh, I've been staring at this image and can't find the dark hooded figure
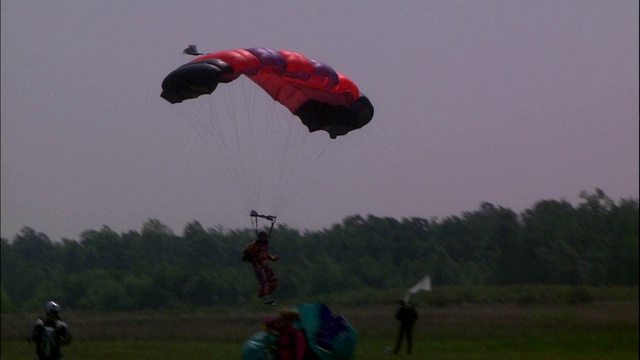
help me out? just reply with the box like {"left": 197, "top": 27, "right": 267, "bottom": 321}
{"left": 394, "top": 299, "right": 417, "bottom": 355}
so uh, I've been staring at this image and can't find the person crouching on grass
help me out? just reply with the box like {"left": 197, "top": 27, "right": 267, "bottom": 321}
{"left": 265, "top": 308, "right": 308, "bottom": 360}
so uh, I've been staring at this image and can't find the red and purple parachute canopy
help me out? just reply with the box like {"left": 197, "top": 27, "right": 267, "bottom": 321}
{"left": 161, "top": 48, "right": 373, "bottom": 138}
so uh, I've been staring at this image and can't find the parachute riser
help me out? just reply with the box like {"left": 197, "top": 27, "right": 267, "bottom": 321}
{"left": 250, "top": 210, "right": 277, "bottom": 238}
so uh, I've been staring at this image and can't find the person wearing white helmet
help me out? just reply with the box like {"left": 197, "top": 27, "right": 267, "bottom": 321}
{"left": 32, "top": 301, "right": 71, "bottom": 360}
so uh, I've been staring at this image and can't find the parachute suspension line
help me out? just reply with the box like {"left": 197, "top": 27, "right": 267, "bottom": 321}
{"left": 250, "top": 210, "right": 277, "bottom": 237}
{"left": 220, "top": 80, "right": 261, "bottom": 213}
{"left": 266, "top": 90, "right": 337, "bottom": 216}
{"left": 230, "top": 79, "right": 306, "bottom": 218}
{"left": 214, "top": 99, "right": 252, "bottom": 209}
{"left": 182, "top": 85, "right": 256, "bottom": 213}
{"left": 280, "top": 136, "right": 342, "bottom": 216}
{"left": 176, "top": 77, "right": 351, "bottom": 222}
{"left": 245, "top": 94, "right": 350, "bottom": 218}
{"left": 272, "top": 125, "right": 313, "bottom": 213}
{"left": 278, "top": 139, "right": 325, "bottom": 213}
{"left": 266, "top": 98, "right": 296, "bottom": 215}
{"left": 243, "top": 80, "right": 265, "bottom": 213}
{"left": 212, "top": 97, "right": 254, "bottom": 210}
{"left": 203, "top": 77, "right": 280, "bottom": 216}
{"left": 271, "top": 112, "right": 349, "bottom": 217}
{"left": 258, "top": 97, "right": 307, "bottom": 217}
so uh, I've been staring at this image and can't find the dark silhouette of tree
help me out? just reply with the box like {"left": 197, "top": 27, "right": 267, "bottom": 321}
{"left": 1, "top": 190, "right": 637, "bottom": 311}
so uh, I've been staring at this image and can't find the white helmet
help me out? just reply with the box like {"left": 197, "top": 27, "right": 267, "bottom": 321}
{"left": 45, "top": 301, "right": 60, "bottom": 317}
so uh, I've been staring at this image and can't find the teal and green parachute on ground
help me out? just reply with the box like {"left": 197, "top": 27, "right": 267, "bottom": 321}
{"left": 242, "top": 303, "right": 357, "bottom": 360}
{"left": 242, "top": 331, "right": 278, "bottom": 360}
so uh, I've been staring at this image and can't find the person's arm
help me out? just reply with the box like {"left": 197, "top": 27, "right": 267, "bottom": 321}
{"left": 56, "top": 321, "right": 72, "bottom": 344}
{"left": 32, "top": 319, "right": 44, "bottom": 342}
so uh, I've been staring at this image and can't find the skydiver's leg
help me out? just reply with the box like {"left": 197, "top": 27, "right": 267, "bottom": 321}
{"left": 393, "top": 326, "right": 405, "bottom": 355}
{"left": 254, "top": 268, "right": 268, "bottom": 298}
{"left": 407, "top": 326, "right": 413, "bottom": 354}
{"left": 261, "top": 267, "right": 277, "bottom": 305}
{"left": 264, "top": 266, "right": 278, "bottom": 294}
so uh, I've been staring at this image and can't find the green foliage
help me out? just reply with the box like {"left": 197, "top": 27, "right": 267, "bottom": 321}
{"left": 1, "top": 189, "right": 638, "bottom": 312}
{"left": 0, "top": 284, "right": 16, "bottom": 312}
{"left": 565, "top": 287, "right": 593, "bottom": 305}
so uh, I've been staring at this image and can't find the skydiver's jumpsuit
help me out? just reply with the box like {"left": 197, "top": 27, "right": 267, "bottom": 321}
{"left": 252, "top": 240, "right": 278, "bottom": 298}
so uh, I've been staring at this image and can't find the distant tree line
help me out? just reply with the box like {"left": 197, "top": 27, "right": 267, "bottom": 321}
{"left": 1, "top": 189, "right": 637, "bottom": 312}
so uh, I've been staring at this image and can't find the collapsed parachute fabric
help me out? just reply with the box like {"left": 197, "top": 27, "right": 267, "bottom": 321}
{"left": 242, "top": 303, "right": 357, "bottom": 360}
{"left": 242, "top": 331, "right": 277, "bottom": 360}
{"left": 295, "top": 303, "right": 357, "bottom": 360}
{"left": 161, "top": 47, "right": 374, "bottom": 139}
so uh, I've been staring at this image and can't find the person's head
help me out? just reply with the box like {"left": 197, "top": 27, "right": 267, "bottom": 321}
{"left": 277, "top": 308, "right": 301, "bottom": 326}
{"left": 257, "top": 231, "right": 269, "bottom": 242}
{"left": 265, "top": 308, "right": 301, "bottom": 335}
{"left": 45, "top": 301, "right": 60, "bottom": 318}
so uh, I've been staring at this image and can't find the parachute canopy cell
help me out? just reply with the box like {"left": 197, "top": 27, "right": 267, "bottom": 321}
{"left": 161, "top": 47, "right": 374, "bottom": 139}
{"left": 241, "top": 331, "right": 277, "bottom": 360}
{"left": 294, "top": 303, "right": 357, "bottom": 360}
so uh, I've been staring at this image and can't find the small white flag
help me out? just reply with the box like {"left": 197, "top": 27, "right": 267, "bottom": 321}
{"left": 404, "top": 275, "right": 431, "bottom": 302}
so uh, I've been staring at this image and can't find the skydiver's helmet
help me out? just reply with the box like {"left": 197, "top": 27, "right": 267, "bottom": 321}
{"left": 257, "top": 231, "right": 269, "bottom": 243}
{"left": 45, "top": 301, "right": 60, "bottom": 318}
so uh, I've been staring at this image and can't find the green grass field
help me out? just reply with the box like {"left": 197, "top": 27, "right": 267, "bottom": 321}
{"left": 2, "top": 288, "right": 638, "bottom": 359}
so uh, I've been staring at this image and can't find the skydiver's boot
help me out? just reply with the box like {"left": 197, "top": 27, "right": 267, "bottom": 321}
{"left": 262, "top": 295, "right": 276, "bottom": 306}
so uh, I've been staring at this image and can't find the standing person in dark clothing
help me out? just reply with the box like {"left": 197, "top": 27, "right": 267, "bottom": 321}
{"left": 31, "top": 301, "right": 71, "bottom": 360}
{"left": 394, "top": 299, "right": 418, "bottom": 355}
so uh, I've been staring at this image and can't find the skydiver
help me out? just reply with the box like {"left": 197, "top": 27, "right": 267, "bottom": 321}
{"left": 246, "top": 231, "right": 279, "bottom": 305}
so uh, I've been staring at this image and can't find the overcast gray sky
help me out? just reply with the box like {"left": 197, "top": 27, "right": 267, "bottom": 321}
{"left": 2, "top": 1, "right": 638, "bottom": 241}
